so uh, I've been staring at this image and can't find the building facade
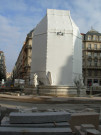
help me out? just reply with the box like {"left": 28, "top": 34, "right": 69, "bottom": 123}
{"left": 0, "top": 51, "right": 6, "bottom": 81}
{"left": 6, "top": 72, "right": 11, "bottom": 80}
{"left": 13, "top": 29, "right": 33, "bottom": 85}
{"left": 82, "top": 29, "right": 101, "bottom": 87}
{"left": 22, "top": 29, "right": 33, "bottom": 84}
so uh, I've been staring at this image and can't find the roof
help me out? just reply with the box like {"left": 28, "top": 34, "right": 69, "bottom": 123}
{"left": 81, "top": 33, "right": 85, "bottom": 35}
{"left": 86, "top": 28, "right": 101, "bottom": 36}
{"left": 27, "top": 28, "right": 35, "bottom": 37}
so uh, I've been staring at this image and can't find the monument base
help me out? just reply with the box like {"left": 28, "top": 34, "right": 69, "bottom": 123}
{"left": 38, "top": 85, "right": 86, "bottom": 97}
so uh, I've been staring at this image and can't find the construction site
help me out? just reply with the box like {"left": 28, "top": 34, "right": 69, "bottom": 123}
{"left": 1, "top": 8, "right": 101, "bottom": 135}
{"left": 0, "top": 92, "right": 101, "bottom": 134}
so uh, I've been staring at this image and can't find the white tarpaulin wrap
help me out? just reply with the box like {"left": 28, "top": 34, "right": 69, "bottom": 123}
{"left": 30, "top": 9, "right": 82, "bottom": 86}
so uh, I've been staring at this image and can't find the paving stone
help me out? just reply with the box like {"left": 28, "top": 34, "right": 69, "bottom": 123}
{"left": 10, "top": 112, "right": 71, "bottom": 124}
{"left": 86, "top": 129, "right": 101, "bottom": 135}
{"left": 74, "top": 125, "right": 101, "bottom": 135}
{"left": 18, "top": 108, "right": 34, "bottom": 113}
{"left": 69, "top": 112, "right": 99, "bottom": 131}
{"left": 81, "top": 108, "right": 95, "bottom": 113}
{"left": 6, "top": 107, "right": 19, "bottom": 114}
{"left": 0, "top": 107, "right": 7, "bottom": 124}
{"left": 0, "top": 127, "right": 73, "bottom": 135}
{"left": 74, "top": 126, "right": 85, "bottom": 135}
{"left": 1, "top": 116, "right": 70, "bottom": 127}
{"left": 81, "top": 124, "right": 95, "bottom": 132}
{"left": 1, "top": 117, "right": 9, "bottom": 125}
{"left": 0, "top": 106, "right": 19, "bottom": 121}
{"left": 31, "top": 107, "right": 38, "bottom": 112}
{"left": 46, "top": 109, "right": 54, "bottom": 112}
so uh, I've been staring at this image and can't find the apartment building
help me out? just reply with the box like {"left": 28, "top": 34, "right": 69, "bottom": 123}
{"left": 82, "top": 29, "right": 101, "bottom": 87}
{"left": 0, "top": 51, "right": 6, "bottom": 81}
{"left": 13, "top": 29, "right": 34, "bottom": 85}
{"left": 22, "top": 29, "right": 33, "bottom": 84}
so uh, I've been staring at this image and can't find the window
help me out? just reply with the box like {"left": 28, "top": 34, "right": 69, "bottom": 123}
{"left": 88, "top": 70, "right": 92, "bottom": 76}
{"left": 93, "top": 35, "right": 97, "bottom": 40}
{"left": 94, "top": 44, "right": 97, "bottom": 49}
{"left": 88, "top": 52, "right": 91, "bottom": 57}
{"left": 94, "top": 53, "right": 97, "bottom": 57}
{"left": 82, "top": 43, "right": 84, "bottom": 49}
{"left": 87, "top": 79, "right": 92, "bottom": 86}
{"left": 100, "top": 80, "right": 101, "bottom": 86}
{"left": 94, "top": 79, "right": 98, "bottom": 83}
{"left": 82, "top": 59, "right": 85, "bottom": 65}
{"left": 99, "top": 36, "right": 101, "bottom": 41}
{"left": 100, "top": 53, "right": 101, "bottom": 57}
{"left": 88, "top": 58, "right": 92, "bottom": 62}
{"left": 94, "top": 71, "right": 97, "bottom": 76}
{"left": 94, "top": 62, "right": 97, "bottom": 67}
{"left": 88, "top": 36, "right": 91, "bottom": 40}
{"left": 94, "top": 58, "right": 98, "bottom": 62}
{"left": 88, "top": 61, "right": 92, "bottom": 66}
{"left": 88, "top": 44, "right": 91, "bottom": 49}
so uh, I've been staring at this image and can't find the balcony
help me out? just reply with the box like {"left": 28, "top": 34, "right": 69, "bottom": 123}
{"left": 24, "top": 45, "right": 32, "bottom": 51}
{"left": 83, "top": 48, "right": 101, "bottom": 52}
{"left": 83, "top": 39, "right": 101, "bottom": 43}
{"left": 83, "top": 65, "right": 101, "bottom": 69}
{"left": 86, "top": 56, "right": 101, "bottom": 60}
{"left": 24, "top": 64, "right": 31, "bottom": 69}
{"left": 87, "top": 56, "right": 92, "bottom": 59}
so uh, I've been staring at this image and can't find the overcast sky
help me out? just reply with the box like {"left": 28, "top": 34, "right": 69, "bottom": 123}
{"left": 0, "top": 0, "right": 101, "bottom": 72}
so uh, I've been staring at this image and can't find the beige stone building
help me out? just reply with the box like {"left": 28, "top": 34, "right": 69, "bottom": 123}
{"left": 0, "top": 51, "right": 6, "bottom": 81}
{"left": 13, "top": 29, "right": 34, "bottom": 85}
{"left": 23, "top": 29, "right": 33, "bottom": 84}
{"left": 6, "top": 72, "right": 12, "bottom": 80}
{"left": 82, "top": 29, "right": 101, "bottom": 87}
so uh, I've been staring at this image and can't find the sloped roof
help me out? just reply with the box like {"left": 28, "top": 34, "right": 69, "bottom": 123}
{"left": 86, "top": 28, "right": 101, "bottom": 36}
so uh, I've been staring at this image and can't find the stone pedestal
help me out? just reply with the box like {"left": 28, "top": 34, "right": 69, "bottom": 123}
{"left": 10, "top": 112, "right": 71, "bottom": 124}
{"left": 38, "top": 85, "right": 86, "bottom": 97}
{"left": 1, "top": 116, "right": 70, "bottom": 128}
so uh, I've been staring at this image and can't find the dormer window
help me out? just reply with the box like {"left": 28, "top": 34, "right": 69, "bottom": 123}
{"left": 93, "top": 35, "right": 97, "bottom": 40}
{"left": 88, "top": 35, "right": 91, "bottom": 40}
{"left": 99, "top": 36, "right": 101, "bottom": 41}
